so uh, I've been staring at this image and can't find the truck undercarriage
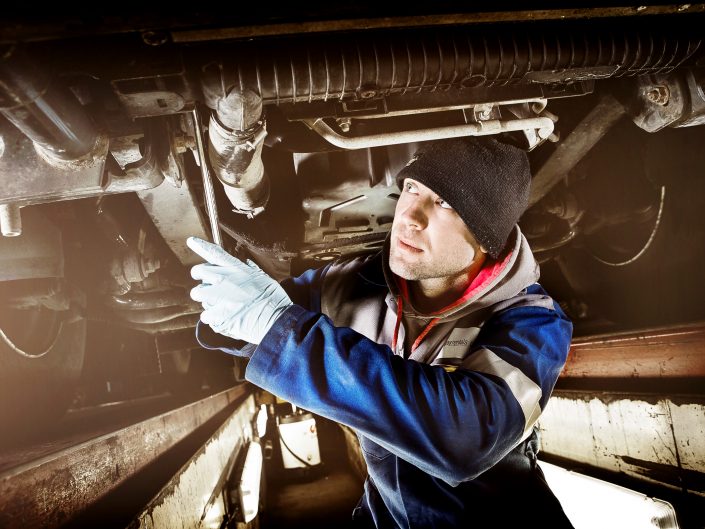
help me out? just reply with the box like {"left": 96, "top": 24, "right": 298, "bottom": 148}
{"left": 1, "top": 6, "right": 704, "bottom": 527}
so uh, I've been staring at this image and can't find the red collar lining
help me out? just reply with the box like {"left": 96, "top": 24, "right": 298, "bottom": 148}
{"left": 395, "top": 250, "right": 513, "bottom": 316}
{"left": 391, "top": 250, "right": 513, "bottom": 353}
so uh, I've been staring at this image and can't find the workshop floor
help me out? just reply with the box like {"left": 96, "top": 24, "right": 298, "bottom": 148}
{"left": 261, "top": 415, "right": 364, "bottom": 529}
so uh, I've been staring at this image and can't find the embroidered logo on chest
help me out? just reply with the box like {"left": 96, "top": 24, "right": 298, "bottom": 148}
{"left": 436, "top": 327, "right": 481, "bottom": 361}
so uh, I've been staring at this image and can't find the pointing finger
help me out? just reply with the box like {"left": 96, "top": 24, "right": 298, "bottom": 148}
{"left": 190, "top": 263, "right": 227, "bottom": 284}
{"left": 190, "top": 283, "right": 217, "bottom": 303}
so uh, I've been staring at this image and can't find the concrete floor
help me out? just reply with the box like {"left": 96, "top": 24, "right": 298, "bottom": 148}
{"left": 261, "top": 414, "right": 364, "bottom": 528}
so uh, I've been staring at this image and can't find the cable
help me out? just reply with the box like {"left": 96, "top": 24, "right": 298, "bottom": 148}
{"left": 0, "top": 306, "right": 64, "bottom": 360}
{"left": 589, "top": 185, "right": 666, "bottom": 267}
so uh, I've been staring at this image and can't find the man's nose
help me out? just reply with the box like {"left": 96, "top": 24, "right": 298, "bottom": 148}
{"left": 401, "top": 200, "right": 429, "bottom": 230}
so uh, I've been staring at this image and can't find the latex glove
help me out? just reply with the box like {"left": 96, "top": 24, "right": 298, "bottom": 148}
{"left": 187, "top": 237, "right": 293, "bottom": 344}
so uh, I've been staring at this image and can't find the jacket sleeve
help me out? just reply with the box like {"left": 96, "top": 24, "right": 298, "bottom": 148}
{"left": 246, "top": 287, "right": 572, "bottom": 486}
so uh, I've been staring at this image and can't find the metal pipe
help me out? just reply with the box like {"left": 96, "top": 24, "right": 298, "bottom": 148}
{"left": 206, "top": 89, "right": 269, "bottom": 217}
{"left": 106, "top": 289, "right": 193, "bottom": 310}
{"left": 91, "top": 313, "right": 200, "bottom": 334}
{"left": 132, "top": 314, "right": 201, "bottom": 333}
{"left": 0, "top": 44, "right": 98, "bottom": 160}
{"left": 114, "top": 304, "right": 202, "bottom": 325}
{"left": 303, "top": 116, "right": 554, "bottom": 150}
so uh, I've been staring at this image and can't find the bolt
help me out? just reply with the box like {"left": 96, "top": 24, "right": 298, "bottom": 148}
{"left": 173, "top": 134, "right": 196, "bottom": 153}
{"left": 142, "top": 31, "right": 170, "bottom": 47}
{"left": 474, "top": 104, "right": 494, "bottom": 121}
{"left": 336, "top": 118, "right": 352, "bottom": 133}
{"left": 142, "top": 255, "right": 160, "bottom": 276}
{"left": 0, "top": 204, "right": 22, "bottom": 237}
{"left": 645, "top": 85, "right": 670, "bottom": 106}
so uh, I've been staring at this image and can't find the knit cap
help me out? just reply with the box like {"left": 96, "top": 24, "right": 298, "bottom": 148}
{"left": 395, "top": 136, "right": 531, "bottom": 258}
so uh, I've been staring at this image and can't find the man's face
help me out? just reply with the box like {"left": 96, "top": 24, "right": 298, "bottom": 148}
{"left": 389, "top": 178, "right": 485, "bottom": 281}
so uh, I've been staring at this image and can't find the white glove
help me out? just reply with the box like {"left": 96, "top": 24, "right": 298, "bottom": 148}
{"left": 187, "top": 237, "right": 293, "bottom": 344}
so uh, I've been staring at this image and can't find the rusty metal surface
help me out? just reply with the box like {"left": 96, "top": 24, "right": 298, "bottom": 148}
{"left": 0, "top": 117, "right": 163, "bottom": 209}
{"left": 136, "top": 173, "right": 210, "bottom": 267}
{"left": 2, "top": 7, "right": 705, "bottom": 44}
{"left": 0, "top": 385, "right": 249, "bottom": 529}
{"left": 0, "top": 119, "right": 104, "bottom": 207}
{"left": 538, "top": 391, "right": 705, "bottom": 496}
{"left": 170, "top": 6, "right": 705, "bottom": 42}
{"left": 562, "top": 322, "right": 705, "bottom": 378}
{"left": 130, "top": 395, "right": 257, "bottom": 529}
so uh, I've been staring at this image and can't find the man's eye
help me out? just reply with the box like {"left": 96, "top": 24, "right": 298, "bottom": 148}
{"left": 439, "top": 199, "right": 453, "bottom": 210}
{"left": 405, "top": 182, "right": 418, "bottom": 194}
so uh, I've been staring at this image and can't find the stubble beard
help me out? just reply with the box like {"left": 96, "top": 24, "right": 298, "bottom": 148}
{"left": 389, "top": 250, "right": 429, "bottom": 280}
{"left": 390, "top": 246, "right": 470, "bottom": 281}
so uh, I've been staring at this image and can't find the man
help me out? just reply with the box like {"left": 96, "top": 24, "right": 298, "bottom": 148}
{"left": 189, "top": 136, "right": 574, "bottom": 528}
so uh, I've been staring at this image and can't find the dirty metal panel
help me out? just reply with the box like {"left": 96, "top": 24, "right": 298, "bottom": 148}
{"left": 536, "top": 396, "right": 601, "bottom": 467}
{"left": 0, "top": 206, "right": 63, "bottom": 281}
{"left": 0, "top": 120, "right": 105, "bottom": 207}
{"left": 667, "top": 402, "right": 705, "bottom": 477}
{"left": 538, "top": 392, "right": 705, "bottom": 496}
{"left": 561, "top": 323, "right": 705, "bottom": 379}
{"left": 131, "top": 395, "right": 257, "bottom": 529}
{"left": 294, "top": 147, "right": 407, "bottom": 251}
{"left": 0, "top": 385, "right": 249, "bottom": 529}
{"left": 137, "top": 177, "right": 210, "bottom": 266}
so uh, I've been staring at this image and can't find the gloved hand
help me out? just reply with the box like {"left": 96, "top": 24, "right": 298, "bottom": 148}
{"left": 187, "top": 237, "right": 293, "bottom": 344}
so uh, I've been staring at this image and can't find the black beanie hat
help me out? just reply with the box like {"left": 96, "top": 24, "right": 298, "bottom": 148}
{"left": 395, "top": 136, "right": 531, "bottom": 259}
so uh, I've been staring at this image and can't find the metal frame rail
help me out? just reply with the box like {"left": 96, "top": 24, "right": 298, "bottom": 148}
{"left": 541, "top": 323, "right": 705, "bottom": 503}
{"left": 0, "top": 385, "right": 258, "bottom": 528}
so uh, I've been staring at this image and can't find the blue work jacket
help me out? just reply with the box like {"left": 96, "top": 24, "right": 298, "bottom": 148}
{"left": 201, "top": 227, "right": 574, "bottom": 528}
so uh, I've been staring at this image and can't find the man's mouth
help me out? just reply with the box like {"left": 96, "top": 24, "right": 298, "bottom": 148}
{"left": 397, "top": 237, "right": 423, "bottom": 253}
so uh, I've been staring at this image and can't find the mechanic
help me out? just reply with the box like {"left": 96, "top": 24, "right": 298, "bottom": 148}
{"left": 188, "top": 136, "right": 574, "bottom": 528}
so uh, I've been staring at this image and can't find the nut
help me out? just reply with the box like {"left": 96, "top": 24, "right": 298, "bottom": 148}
{"left": 142, "top": 31, "right": 170, "bottom": 47}
{"left": 336, "top": 118, "right": 352, "bottom": 133}
{"left": 645, "top": 85, "right": 670, "bottom": 106}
